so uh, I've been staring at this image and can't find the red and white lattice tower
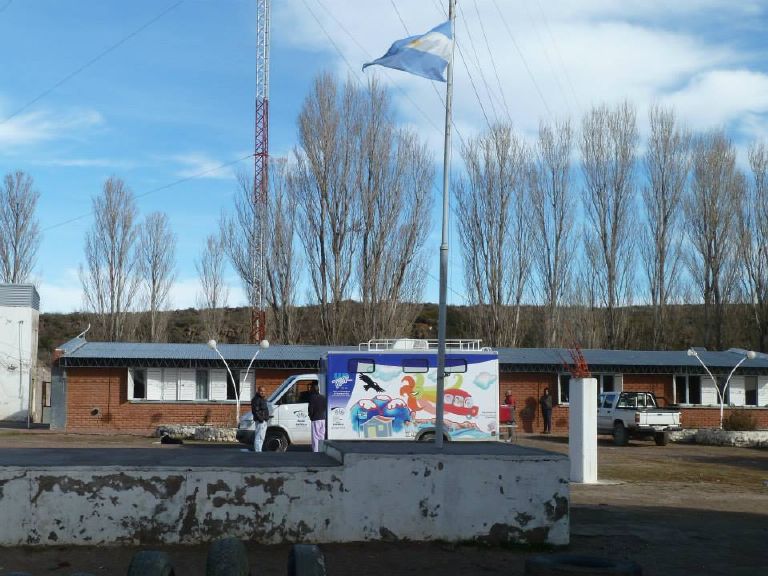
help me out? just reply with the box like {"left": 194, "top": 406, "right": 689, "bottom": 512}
{"left": 251, "top": 0, "right": 270, "bottom": 342}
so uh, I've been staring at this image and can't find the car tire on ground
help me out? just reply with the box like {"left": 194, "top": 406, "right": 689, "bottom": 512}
{"left": 126, "top": 551, "right": 176, "bottom": 576}
{"left": 525, "top": 554, "right": 641, "bottom": 575}
{"left": 613, "top": 422, "right": 629, "bottom": 446}
{"left": 654, "top": 431, "right": 669, "bottom": 446}
{"left": 205, "top": 537, "right": 250, "bottom": 576}
{"left": 263, "top": 429, "right": 289, "bottom": 452}
{"left": 287, "top": 544, "right": 326, "bottom": 576}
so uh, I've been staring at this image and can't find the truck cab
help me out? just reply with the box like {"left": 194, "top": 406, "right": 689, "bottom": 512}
{"left": 598, "top": 391, "right": 681, "bottom": 446}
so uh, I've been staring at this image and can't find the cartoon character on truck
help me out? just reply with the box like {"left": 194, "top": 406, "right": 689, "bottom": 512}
{"left": 237, "top": 339, "right": 499, "bottom": 450}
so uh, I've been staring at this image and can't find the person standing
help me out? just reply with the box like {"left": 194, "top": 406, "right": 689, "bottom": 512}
{"left": 540, "top": 387, "right": 553, "bottom": 434}
{"left": 307, "top": 382, "right": 327, "bottom": 452}
{"left": 250, "top": 386, "right": 269, "bottom": 452}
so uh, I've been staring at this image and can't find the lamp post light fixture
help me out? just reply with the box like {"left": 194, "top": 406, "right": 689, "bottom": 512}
{"left": 687, "top": 348, "right": 757, "bottom": 429}
{"left": 207, "top": 339, "right": 270, "bottom": 426}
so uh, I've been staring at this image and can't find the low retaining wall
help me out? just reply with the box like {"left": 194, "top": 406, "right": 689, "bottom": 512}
{"left": 669, "top": 428, "right": 768, "bottom": 448}
{"left": 155, "top": 424, "right": 236, "bottom": 442}
{"left": 0, "top": 441, "right": 569, "bottom": 546}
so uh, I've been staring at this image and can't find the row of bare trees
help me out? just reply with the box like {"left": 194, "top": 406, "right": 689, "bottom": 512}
{"left": 80, "top": 177, "right": 177, "bottom": 341}
{"left": 456, "top": 101, "right": 768, "bottom": 352}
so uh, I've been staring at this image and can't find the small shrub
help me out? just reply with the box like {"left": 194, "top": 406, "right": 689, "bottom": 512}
{"left": 723, "top": 410, "right": 757, "bottom": 431}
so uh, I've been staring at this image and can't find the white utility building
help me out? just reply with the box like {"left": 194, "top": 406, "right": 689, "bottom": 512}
{"left": 0, "top": 284, "right": 39, "bottom": 422}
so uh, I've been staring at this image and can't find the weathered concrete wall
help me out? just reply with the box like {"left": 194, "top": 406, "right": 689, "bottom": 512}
{"left": 0, "top": 442, "right": 568, "bottom": 546}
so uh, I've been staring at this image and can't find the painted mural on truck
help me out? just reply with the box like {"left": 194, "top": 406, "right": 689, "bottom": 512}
{"left": 326, "top": 351, "right": 499, "bottom": 441}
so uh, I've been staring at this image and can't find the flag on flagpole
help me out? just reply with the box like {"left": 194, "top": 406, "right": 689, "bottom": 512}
{"left": 363, "top": 21, "right": 453, "bottom": 82}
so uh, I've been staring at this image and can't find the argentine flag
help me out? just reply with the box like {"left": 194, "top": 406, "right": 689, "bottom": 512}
{"left": 363, "top": 21, "right": 453, "bottom": 82}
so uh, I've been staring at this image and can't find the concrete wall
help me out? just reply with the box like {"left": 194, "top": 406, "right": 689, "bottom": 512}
{"left": 0, "top": 442, "right": 569, "bottom": 546}
{"left": 0, "top": 304, "right": 38, "bottom": 421}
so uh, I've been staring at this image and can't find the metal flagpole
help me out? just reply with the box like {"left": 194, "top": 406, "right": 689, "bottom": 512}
{"left": 435, "top": 0, "right": 456, "bottom": 449}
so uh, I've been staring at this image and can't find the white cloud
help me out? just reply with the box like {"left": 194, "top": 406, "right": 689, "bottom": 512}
{"left": 0, "top": 108, "right": 104, "bottom": 147}
{"left": 167, "top": 152, "right": 236, "bottom": 180}
{"left": 38, "top": 269, "right": 83, "bottom": 313}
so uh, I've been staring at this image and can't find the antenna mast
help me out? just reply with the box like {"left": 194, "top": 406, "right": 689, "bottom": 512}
{"left": 252, "top": 0, "right": 270, "bottom": 342}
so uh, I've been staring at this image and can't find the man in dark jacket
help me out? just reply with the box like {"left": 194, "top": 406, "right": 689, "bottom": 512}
{"left": 307, "top": 382, "right": 327, "bottom": 452}
{"left": 540, "top": 387, "right": 553, "bottom": 434}
{"left": 250, "top": 386, "right": 269, "bottom": 452}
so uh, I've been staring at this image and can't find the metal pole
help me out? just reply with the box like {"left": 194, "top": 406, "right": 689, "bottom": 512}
{"left": 721, "top": 356, "right": 748, "bottom": 429}
{"left": 435, "top": 0, "right": 456, "bottom": 449}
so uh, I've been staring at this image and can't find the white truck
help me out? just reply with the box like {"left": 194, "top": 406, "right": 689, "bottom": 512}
{"left": 598, "top": 391, "right": 682, "bottom": 446}
{"left": 237, "top": 339, "right": 500, "bottom": 451}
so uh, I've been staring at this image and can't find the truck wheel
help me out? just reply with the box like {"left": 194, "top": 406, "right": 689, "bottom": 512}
{"left": 613, "top": 422, "right": 628, "bottom": 446}
{"left": 206, "top": 537, "right": 250, "bottom": 576}
{"left": 525, "top": 554, "right": 641, "bottom": 575}
{"left": 126, "top": 551, "right": 176, "bottom": 576}
{"left": 287, "top": 544, "right": 326, "bottom": 576}
{"left": 263, "top": 429, "right": 289, "bottom": 452}
{"left": 654, "top": 431, "right": 669, "bottom": 446}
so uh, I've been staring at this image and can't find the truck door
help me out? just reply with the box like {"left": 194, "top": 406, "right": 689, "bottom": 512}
{"left": 272, "top": 377, "right": 315, "bottom": 444}
{"left": 597, "top": 393, "right": 615, "bottom": 432}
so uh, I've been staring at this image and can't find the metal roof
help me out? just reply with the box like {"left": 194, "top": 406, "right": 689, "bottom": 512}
{"left": 54, "top": 339, "right": 768, "bottom": 374}
{"left": 0, "top": 284, "right": 40, "bottom": 310}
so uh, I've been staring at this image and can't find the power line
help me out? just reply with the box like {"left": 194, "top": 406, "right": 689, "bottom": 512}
{"left": 0, "top": 1, "right": 12, "bottom": 14}
{"left": 457, "top": 2, "right": 499, "bottom": 122}
{"left": 473, "top": 0, "right": 513, "bottom": 125}
{"left": 41, "top": 153, "right": 254, "bottom": 233}
{"left": 492, "top": 0, "right": 553, "bottom": 120}
{"left": 1, "top": 1, "right": 185, "bottom": 125}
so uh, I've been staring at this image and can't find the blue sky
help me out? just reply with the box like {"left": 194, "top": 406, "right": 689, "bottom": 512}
{"left": 1, "top": 0, "right": 767, "bottom": 313}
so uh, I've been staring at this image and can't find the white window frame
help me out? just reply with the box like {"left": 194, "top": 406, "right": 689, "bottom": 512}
{"left": 674, "top": 374, "right": 703, "bottom": 405}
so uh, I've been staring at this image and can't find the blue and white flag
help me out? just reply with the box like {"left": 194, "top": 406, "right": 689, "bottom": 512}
{"left": 363, "top": 21, "right": 453, "bottom": 82}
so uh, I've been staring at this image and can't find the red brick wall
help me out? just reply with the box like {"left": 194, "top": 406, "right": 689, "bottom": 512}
{"left": 679, "top": 406, "right": 768, "bottom": 429}
{"left": 64, "top": 367, "right": 307, "bottom": 433}
{"left": 499, "top": 372, "right": 561, "bottom": 433}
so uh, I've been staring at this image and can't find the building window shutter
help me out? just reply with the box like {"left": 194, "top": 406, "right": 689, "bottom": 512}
{"left": 178, "top": 369, "right": 196, "bottom": 401}
{"left": 210, "top": 369, "right": 228, "bottom": 400}
{"left": 700, "top": 376, "right": 718, "bottom": 405}
{"left": 240, "top": 371, "right": 254, "bottom": 401}
{"left": 162, "top": 368, "right": 178, "bottom": 401}
{"left": 147, "top": 369, "right": 162, "bottom": 400}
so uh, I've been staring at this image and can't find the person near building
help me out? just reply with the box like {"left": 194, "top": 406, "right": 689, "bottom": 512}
{"left": 503, "top": 390, "right": 517, "bottom": 424}
{"left": 307, "top": 382, "right": 327, "bottom": 452}
{"left": 250, "top": 386, "right": 269, "bottom": 452}
{"left": 540, "top": 387, "right": 553, "bottom": 434}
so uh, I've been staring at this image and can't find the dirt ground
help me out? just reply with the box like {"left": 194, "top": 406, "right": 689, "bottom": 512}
{"left": 0, "top": 429, "right": 766, "bottom": 576}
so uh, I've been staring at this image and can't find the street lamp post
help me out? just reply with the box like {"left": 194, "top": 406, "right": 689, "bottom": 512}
{"left": 208, "top": 339, "right": 270, "bottom": 426}
{"left": 687, "top": 349, "right": 756, "bottom": 429}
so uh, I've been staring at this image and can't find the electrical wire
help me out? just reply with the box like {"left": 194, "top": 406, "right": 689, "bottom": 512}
{"left": 0, "top": 1, "right": 185, "bottom": 126}
{"left": 492, "top": 0, "right": 553, "bottom": 120}
{"left": 41, "top": 153, "right": 254, "bottom": 233}
{"left": 0, "top": 1, "right": 12, "bottom": 14}
{"left": 473, "top": 0, "right": 513, "bottom": 125}
{"left": 457, "top": 1, "right": 499, "bottom": 122}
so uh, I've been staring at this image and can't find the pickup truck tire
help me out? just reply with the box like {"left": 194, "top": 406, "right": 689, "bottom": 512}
{"left": 525, "top": 554, "right": 641, "bottom": 575}
{"left": 263, "top": 429, "right": 289, "bottom": 452}
{"left": 612, "top": 422, "right": 629, "bottom": 446}
{"left": 654, "top": 431, "right": 669, "bottom": 446}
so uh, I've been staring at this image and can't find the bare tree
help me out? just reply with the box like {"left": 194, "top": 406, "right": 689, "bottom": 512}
{"left": 684, "top": 130, "right": 745, "bottom": 350}
{"left": 137, "top": 212, "right": 176, "bottom": 342}
{"left": 530, "top": 120, "right": 575, "bottom": 347}
{"left": 740, "top": 141, "right": 768, "bottom": 352}
{"left": 0, "top": 171, "right": 41, "bottom": 283}
{"left": 266, "top": 159, "right": 301, "bottom": 343}
{"left": 455, "top": 123, "right": 532, "bottom": 347}
{"left": 356, "top": 79, "right": 434, "bottom": 340}
{"left": 220, "top": 171, "right": 263, "bottom": 341}
{"left": 580, "top": 102, "right": 638, "bottom": 348}
{"left": 641, "top": 105, "right": 690, "bottom": 348}
{"left": 292, "top": 73, "right": 362, "bottom": 344}
{"left": 196, "top": 234, "right": 229, "bottom": 340}
{"left": 80, "top": 177, "right": 141, "bottom": 341}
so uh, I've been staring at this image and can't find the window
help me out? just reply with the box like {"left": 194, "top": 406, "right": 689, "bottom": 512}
{"left": 445, "top": 359, "right": 467, "bottom": 373}
{"left": 602, "top": 375, "right": 615, "bottom": 393}
{"left": 402, "top": 359, "right": 429, "bottom": 373}
{"left": 674, "top": 375, "right": 701, "bottom": 404}
{"left": 351, "top": 359, "right": 375, "bottom": 373}
{"left": 745, "top": 376, "right": 758, "bottom": 406}
{"left": 196, "top": 370, "right": 209, "bottom": 400}
{"left": 226, "top": 371, "right": 241, "bottom": 400}
{"left": 558, "top": 374, "right": 570, "bottom": 404}
{"left": 132, "top": 369, "right": 146, "bottom": 400}
{"left": 716, "top": 376, "right": 729, "bottom": 405}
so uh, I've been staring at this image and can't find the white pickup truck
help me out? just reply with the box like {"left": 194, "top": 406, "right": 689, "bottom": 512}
{"left": 598, "top": 391, "right": 682, "bottom": 446}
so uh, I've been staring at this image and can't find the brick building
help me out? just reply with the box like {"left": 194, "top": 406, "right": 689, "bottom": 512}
{"left": 51, "top": 337, "right": 768, "bottom": 434}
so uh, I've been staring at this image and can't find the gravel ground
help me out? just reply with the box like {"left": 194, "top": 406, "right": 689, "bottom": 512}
{"left": 0, "top": 429, "right": 766, "bottom": 575}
